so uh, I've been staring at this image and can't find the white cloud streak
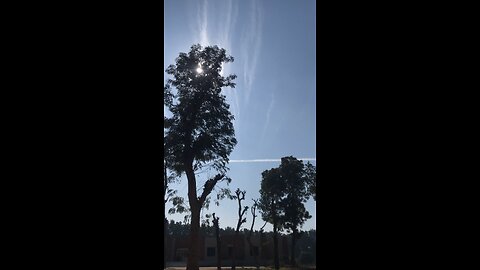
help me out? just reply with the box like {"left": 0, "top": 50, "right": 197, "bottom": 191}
{"left": 198, "top": 0, "right": 209, "bottom": 46}
{"left": 241, "top": 0, "right": 263, "bottom": 105}
{"left": 260, "top": 92, "right": 275, "bottom": 140}
{"left": 191, "top": 0, "right": 243, "bottom": 130}
{"left": 218, "top": 0, "right": 240, "bottom": 129}
{"left": 230, "top": 158, "right": 316, "bottom": 163}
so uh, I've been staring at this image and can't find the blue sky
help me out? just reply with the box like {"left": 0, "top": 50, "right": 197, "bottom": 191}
{"left": 164, "top": 0, "right": 316, "bottom": 232}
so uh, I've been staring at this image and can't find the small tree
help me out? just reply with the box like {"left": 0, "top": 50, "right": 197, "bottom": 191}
{"left": 212, "top": 213, "right": 221, "bottom": 270}
{"left": 258, "top": 168, "right": 285, "bottom": 270}
{"left": 247, "top": 199, "right": 260, "bottom": 270}
{"left": 258, "top": 157, "right": 314, "bottom": 268}
{"left": 231, "top": 188, "right": 248, "bottom": 270}
{"left": 164, "top": 44, "right": 237, "bottom": 270}
{"left": 279, "top": 156, "right": 312, "bottom": 266}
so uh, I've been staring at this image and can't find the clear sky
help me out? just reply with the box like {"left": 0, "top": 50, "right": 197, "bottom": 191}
{"left": 164, "top": 0, "right": 316, "bottom": 232}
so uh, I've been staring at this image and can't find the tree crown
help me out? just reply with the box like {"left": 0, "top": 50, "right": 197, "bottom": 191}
{"left": 164, "top": 44, "right": 237, "bottom": 175}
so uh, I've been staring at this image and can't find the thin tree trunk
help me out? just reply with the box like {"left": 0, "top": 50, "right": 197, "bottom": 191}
{"left": 213, "top": 214, "right": 221, "bottom": 270}
{"left": 187, "top": 204, "right": 201, "bottom": 270}
{"left": 247, "top": 200, "right": 258, "bottom": 270}
{"left": 185, "top": 165, "right": 224, "bottom": 270}
{"left": 273, "top": 222, "right": 279, "bottom": 270}
{"left": 272, "top": 200, "right": 279, "bottom": 270}
{"left": 232, "top": 232, "right": 238, "bottom": 270}
{"left": 164, "top": 218, "right": 168, "bottom": 269}
{"left": 259, "top": 221, "right": 267, "bottom": 269}
{"left": 186, "top": 165, "right": 200, "bottom": 270}
{"left": 164, "top": 165, "right": 168, "bottom": 270}
{"left": 290, "top": 230, "right": 296, "bottom": 266}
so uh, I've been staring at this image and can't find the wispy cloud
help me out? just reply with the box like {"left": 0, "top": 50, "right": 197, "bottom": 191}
{"left": 191, "top": 0, "right": 241, "bottom": 130}
{"left": 218, "top": 0, "right": 240, "bottom": 129}
{"left": 260, "top": 92, "right": 275, "bottom": 140}
{"left": 230, "top": 158, "right": 316, "bottom": 163}
{"left": 197, "top": 0, "right": 209, "bottom": 46}
{"left": 241, "top": 0, "right": 263, "bottom": 105}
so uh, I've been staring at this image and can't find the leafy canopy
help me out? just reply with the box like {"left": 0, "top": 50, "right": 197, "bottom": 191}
{"left": 258, "top": 156, "right": 316, "bottom": 233}
{"left": 164, "top": 44, "right": 237, "bottom": 175}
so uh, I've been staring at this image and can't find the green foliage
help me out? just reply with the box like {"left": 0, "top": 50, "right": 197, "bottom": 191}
{"left": 168, "top": 196, "right": 189, "bottom": 214}
{"left": 164, "top": 45, "right": 238, "bottom": 269}
{"left": 280, "top": 157, "right": 312, "bottom": 234}
{"left": 258, "top": 167, "right": 285, "bottom": 229}
{"left": 167, "top": 220, "right": 190, "bottom": 235}
{"left": 164, "top": 44, "right": 237, "bottom": 175}
{"left": 258, "top": 156, "right": 315, "bottom": 233}
{"left": 304, "top": 162, "right": 316, "bottom": 201}
{"left": 215, "top": 187, "right": 233, "bottom": 206}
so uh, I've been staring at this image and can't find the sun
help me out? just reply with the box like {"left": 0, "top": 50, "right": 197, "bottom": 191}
{"left": 196, "top": 67, "right": 203, "bottom": 74}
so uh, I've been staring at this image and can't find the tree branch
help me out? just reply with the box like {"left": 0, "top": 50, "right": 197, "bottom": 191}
{"left": 198, "top": 174, "right": 224, "bottom": 205}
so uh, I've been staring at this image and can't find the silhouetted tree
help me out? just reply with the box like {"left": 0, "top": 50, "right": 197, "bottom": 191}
{"left": 279, "top": 157, "right": 312, "bottom": 266}
{"left": 167, "top": 220, "right": 190, "bottom": 236}
{"left": 247, "top": 199, "right": 260, "bottom": 270}
{"left": 231, "top": 188, "right": 248, "bottom": 270}
{"left": 258, "top": 157, "right": 314, "bottom": 268}
{"left": 222, "top": 226, "right": 236, "bottom": 234}
{"left": 164, "top": 44, "right": 237, "bottom": 270}
{"left": 212, "top": 213, "right": 221, "bottom": 270}
{"left": 304, "top": 162, "right": 316, "bottom": 201}
{"left": 258, "top": 168, "right": 284, "bottom": 270}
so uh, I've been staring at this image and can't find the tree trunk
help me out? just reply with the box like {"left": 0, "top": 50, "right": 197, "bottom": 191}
{"left": 232, "top": 232, "right": 237, "bottom": 270}
{"left": 290, "top": 230, "right": 296, "bottom": 267}
{"left": 213, "top": 215, "right": 221, "bottom": 270}
{"left": 259, "top": 231, "right": 264, "bottom": 268}
{"left": 187, "top": 204, "right": 201, "bottom": 270}
{"left": 164, "top": 218, "right": 168, "bottom": 269}
{"left": 216, "top": 233, "right": 221, "bottom": 270}
{"left": 163, "top": 165, "right": 167, "bottom": 270}
{"left": 186, "top": 165, "right": 200, "bottom": 270}
{"left": 273, "top": 222, "right": 279, "bottom": 270}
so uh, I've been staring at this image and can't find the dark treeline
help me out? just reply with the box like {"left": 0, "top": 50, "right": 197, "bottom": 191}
{"left": 166, "top": 220, "right": 316, "bottom": 265}
{"left": 166, "top": 220, "right": 249, "bottom": 236}
{"left": 167, "top": 219, "right": 316, "bottom": 238}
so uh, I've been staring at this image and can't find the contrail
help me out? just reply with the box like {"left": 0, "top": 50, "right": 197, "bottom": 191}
{"left": 229, "top": 158, "right": 316, "bottom": 163}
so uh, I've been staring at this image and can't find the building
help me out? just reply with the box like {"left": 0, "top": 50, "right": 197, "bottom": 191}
{"left": 165, "top": 233, "right": 290, "bottom": 267}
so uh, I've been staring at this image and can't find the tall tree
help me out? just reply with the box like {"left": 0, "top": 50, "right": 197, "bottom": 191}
{"left": 259, "top": 220, "right": 267, "bottom": 267}
{"left": 258, "top": 157, "right": 314, "bottom": 268}
{"left": 231, "top": 189, "right": 248, "bottom": 270}
{"left": 164, "top": 44, "right": 237, "bottom": 270}
{"left": 212, "top": 213, "right": 221, "bottom": 270}
{"left": 279, "top": 157, "right": 312, "bottom": 266}
{"left": 247, "top": 199, "right": 260, "bottom": 270}
{"left": 258, "top": 168, "right": 285, "bottom": 270}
